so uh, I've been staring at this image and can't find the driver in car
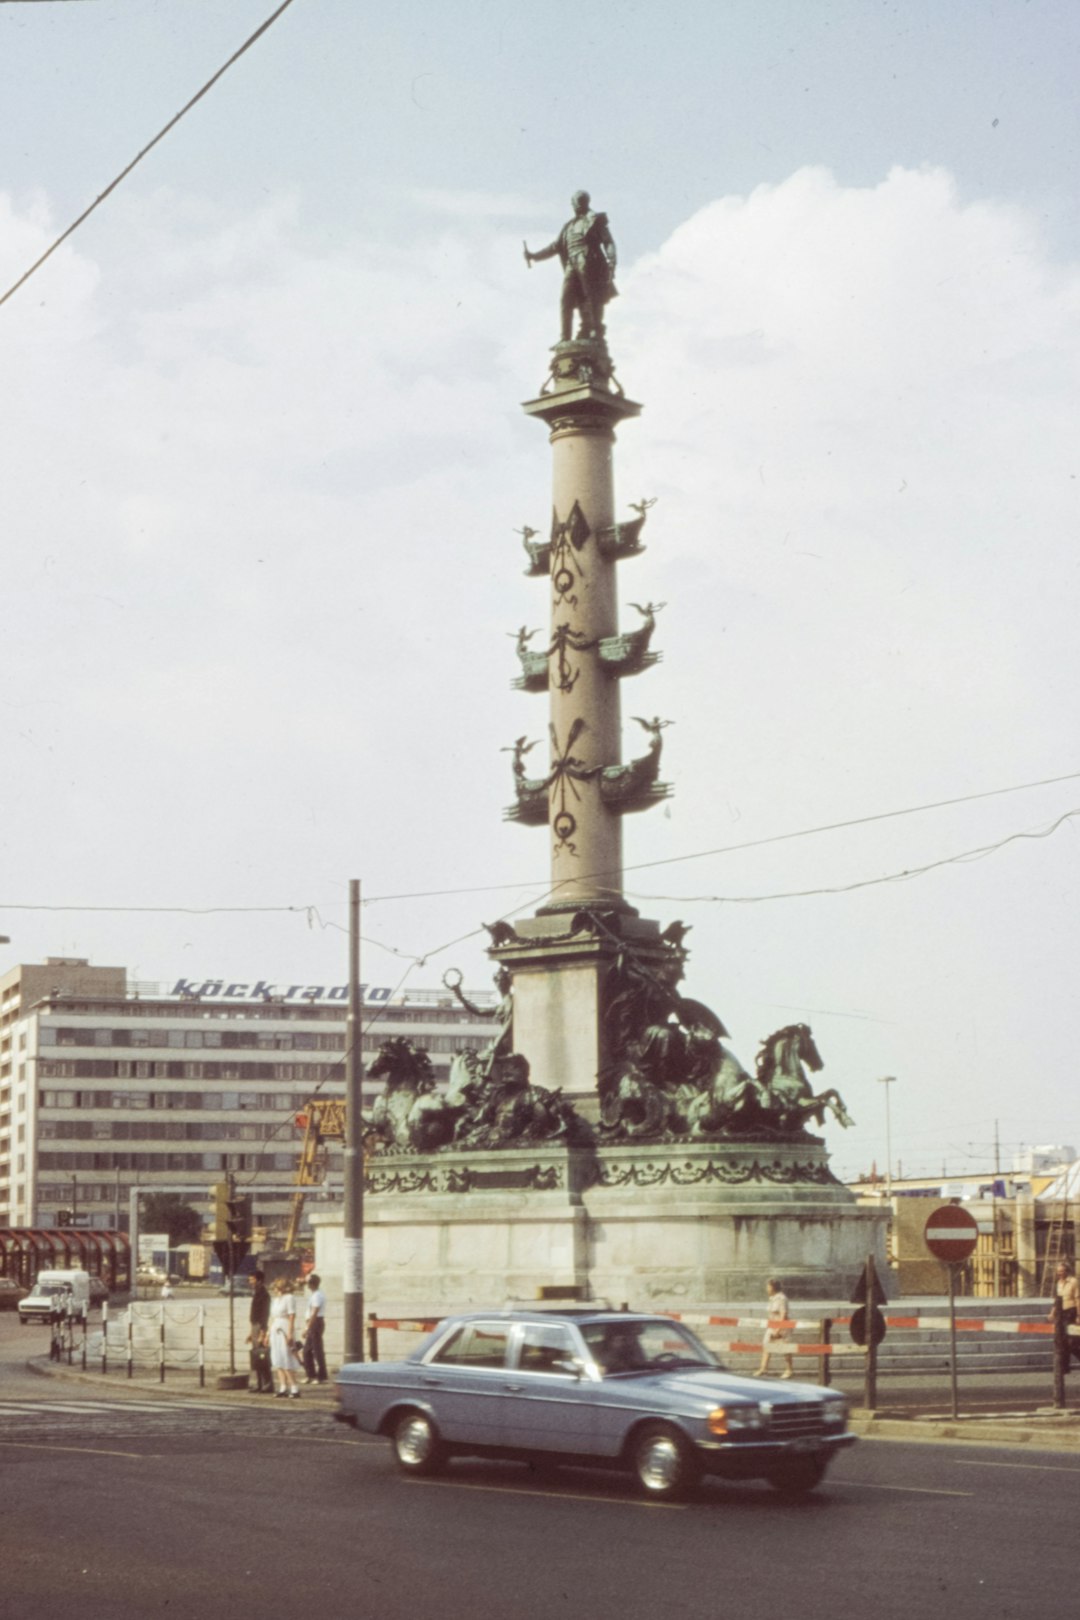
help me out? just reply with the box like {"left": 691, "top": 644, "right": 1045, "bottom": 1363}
{"left": 592, "top": 1324, "right": 646, "bottom": 1374}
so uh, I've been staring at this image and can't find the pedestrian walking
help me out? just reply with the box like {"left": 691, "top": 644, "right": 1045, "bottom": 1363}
{"left": 755, "top": 1277, "right": 795, "bottom": 1379}
{"left": 268, "top": 1277, "right": 303, "bottom": 1398}
{"left": 302, "top": 1272, "right": 328, "bottom": 1385}
{"left": 247, "top": 1268, "right": 273, "bottom": 1393}
{"left": 1048, "top": 1261, "right": 1080, "bottom": 1364}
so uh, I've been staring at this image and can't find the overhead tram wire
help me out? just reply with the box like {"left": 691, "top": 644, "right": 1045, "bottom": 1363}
{"left": 357, "top": 764, "right": 1080, "bottom": 903}
{"left": 3, "top": 768, "right": 1079, "bottom": 929}
{"left": 0, "top": 0, "right": 299, "bottom": 311}
{"left": 621, "top": 808, "right": 1080, "bottom": 907}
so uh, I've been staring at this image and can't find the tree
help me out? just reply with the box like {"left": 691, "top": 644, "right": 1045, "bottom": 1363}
{"left": 139, "top": 1193, "right": 203, "bottom": 1248}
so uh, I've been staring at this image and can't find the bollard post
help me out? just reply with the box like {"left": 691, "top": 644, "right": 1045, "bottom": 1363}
{"left": 159, "top": 1303, "right": 166, "bottom": 1384}
{"left": 101, "top": 1302, "right": 108, "bottom": 1376}
{"left": 81, "top": 1318, "right": 87, "bottom": 1372}
{"left": 947, "top": 1262, "right": 960, "bottom": 1421}
{"left": 367, "top": 1313, "right": 379, "bottom": 1363}
{"left": 1052, "top": 1295, "right": 1066, "bottom": 1410}
{"left": 820, "top": 1317, "right": 832, "bottom": 1387}
{"left": 863, "top": 1254, "right": 878, "bottom": 1412}
{"left": 126, "top": 1305, "right": 133, "bottom": 1380}
{"left": 198, "top": 1305, "right": 206, "bottom": 1390}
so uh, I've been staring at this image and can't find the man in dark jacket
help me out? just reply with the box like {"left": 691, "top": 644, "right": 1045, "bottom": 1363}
{"left": 247, "top": 1269, "right": 272, "bottom": 1392}
{"left": 524, "top": 191, "right": 618, "bottom": 343}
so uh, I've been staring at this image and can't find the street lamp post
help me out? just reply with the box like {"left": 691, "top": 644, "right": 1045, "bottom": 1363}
{"left": 878, "top": 1076, "right": 897, "bottom": 1197}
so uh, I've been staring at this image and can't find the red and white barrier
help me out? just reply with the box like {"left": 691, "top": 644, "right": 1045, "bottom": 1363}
{"left": 369, "top": 1317, "right": 440, "bottom": 1333}
{"left": 673, "top": 1310, "right": 1058, "bottom": 1337}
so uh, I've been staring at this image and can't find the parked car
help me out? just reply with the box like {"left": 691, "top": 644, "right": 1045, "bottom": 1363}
{"left": 333, "top": 1309, "right": 855, "bottom": 1500}
{"left": 0, "top": 1278, "right": 23, "bottom": 1312}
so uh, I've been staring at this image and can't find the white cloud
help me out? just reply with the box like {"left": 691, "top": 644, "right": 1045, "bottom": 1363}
{"left": 2, "top": 165, "right": 1079, "bottom": 1176}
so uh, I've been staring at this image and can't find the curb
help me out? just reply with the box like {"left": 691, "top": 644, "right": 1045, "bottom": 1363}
{"left": 848, "top": 1411, "right": 1080, "bottom": 1451}
{"left": 26, "top": 1359, "right": 1080, "bottom": 1449}
{"left": 25, "top": 1357, "right": 338, "bottom": 1407}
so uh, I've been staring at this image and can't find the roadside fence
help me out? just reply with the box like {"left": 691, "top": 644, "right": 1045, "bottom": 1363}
{"left": 38, "top": 1299, "right": 1080, "bottom": 1409}
{"left": 42, "top": 1299, "right": 253, "bottom": 1385}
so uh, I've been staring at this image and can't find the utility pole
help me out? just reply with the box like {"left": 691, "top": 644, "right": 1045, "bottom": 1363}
{"left": 878, "top": 1076, "right": 897, "bottom": 1198}
{"left": 343, "top": 878, "right": 365, "bottom": 1362}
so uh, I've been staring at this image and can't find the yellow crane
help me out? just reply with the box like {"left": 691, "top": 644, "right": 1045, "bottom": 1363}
{"left": 284, "top": 1098, "right": 348, "bottom": 1254}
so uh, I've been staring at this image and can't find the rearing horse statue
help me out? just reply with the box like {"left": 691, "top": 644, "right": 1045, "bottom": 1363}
{"left": 754, "top": 1024, "right": 855, "bottom": 1133}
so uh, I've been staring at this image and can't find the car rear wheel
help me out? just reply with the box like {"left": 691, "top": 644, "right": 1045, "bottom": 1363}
{"left": 390, "top": 1410, "right": 445, "bottom": 1477}
{"left": 631, "top": 1422, "right": 701, "bottom": 1501}
{"left": 767, "top": 1456, "right": 827, "bottom": 1496}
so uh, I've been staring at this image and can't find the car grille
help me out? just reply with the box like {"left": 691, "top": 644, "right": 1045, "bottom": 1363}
{"left": 763, "top": 1401, "right": 823, "bottom": 1439}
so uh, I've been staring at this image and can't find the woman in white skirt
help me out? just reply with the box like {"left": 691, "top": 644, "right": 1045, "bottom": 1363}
{"left": 755, "top": 1277, "right": 795, "bottom": 1379}
{"left": 268, "top": 1277, "right": 303, "bottom": 1398}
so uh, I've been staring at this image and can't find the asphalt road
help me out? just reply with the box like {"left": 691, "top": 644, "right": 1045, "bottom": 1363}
{"left": 0, "top": 1315, "right": 1076, "bottom": 1620}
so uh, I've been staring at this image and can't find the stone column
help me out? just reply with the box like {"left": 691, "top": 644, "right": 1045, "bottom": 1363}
{"left": 522, "top": 344, "right": 641, "bottom": 909}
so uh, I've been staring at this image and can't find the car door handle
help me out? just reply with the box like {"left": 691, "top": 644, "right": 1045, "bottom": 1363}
{"left": 503, "top": 1382, "right": 523, "bottom": 1393}
{"left": 420, "top": 1376, "right": 439, "bottom": 1386}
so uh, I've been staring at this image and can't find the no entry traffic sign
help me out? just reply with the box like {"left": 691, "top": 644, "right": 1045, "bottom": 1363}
{"left": 924, "top": 1204, "right": 979, "bottom": 1264}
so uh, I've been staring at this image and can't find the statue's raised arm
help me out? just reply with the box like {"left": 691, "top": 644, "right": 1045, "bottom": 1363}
{"left": 524, "top": 190, "right": 618, "bottom": 345}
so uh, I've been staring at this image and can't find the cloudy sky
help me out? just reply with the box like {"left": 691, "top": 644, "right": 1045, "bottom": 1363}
{"left": 2, "top": 0, "right": 1078, "bottom": 1181}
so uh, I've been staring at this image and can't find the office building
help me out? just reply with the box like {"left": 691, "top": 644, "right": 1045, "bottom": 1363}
{"left": 0, "top": 958, "right": 495, "bottom": 1233}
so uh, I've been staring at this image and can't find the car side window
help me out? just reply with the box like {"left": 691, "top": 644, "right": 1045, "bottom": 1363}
{"left": 430, "top": 1326, "right": 466, "bottom": 1364}
{"left": 432, "top": 1322, "right": 510, "bottom": 1368}
{"left": 517, "top": 1323, "right": 577, "bottom": 1376}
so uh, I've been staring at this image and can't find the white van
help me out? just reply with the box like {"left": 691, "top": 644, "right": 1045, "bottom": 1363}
{"left": 19, "top": 1269, "right": 91, "bottom": 1325}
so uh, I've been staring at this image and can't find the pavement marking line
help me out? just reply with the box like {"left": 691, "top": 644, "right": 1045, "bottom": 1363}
{"left": 0, "top": 1402, "right": 167, "bottom": 1414}
{"left": 278, "top": 1437, "right": 374, "bottom": 1448}
{"left": 0, "top": 1403, "right": 205, "bottom": 1416}
{"left": 841, "top": 1481, "right": 973, "bottom": 1497}
{"left": 0, "top": 1401, "right": 243, "bottom": 1414}
{"left": 955, "top": 1459, "right": 1080, "bottom": 1474}
{"left": 0, "top": 1440, "right": 153, "bottom": 1460}
{"left": 0, "top": 1403, "right": 133, "bottom": 1415}
{"left": 402, "top": 1478, "right": 687, "bottom": 1510}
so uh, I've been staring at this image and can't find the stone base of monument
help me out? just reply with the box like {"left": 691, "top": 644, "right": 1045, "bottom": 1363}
{"left": 312, "top": 1139, "right": 889, "bottom": 1309}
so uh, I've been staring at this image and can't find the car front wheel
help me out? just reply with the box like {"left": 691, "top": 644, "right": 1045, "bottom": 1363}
{"left": 390, "top": 1410, "right": 445, "bottom": 1477}
{"left": 767, "top": 1456, "right": 827, "bottom": 1496}
{"left": 631, "top": 1422, "right": 701, "bottom": 1501}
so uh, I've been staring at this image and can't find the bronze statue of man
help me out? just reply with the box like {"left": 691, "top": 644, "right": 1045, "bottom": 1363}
{"left": 524, "top": 191, "right": 617, "bottom": 343}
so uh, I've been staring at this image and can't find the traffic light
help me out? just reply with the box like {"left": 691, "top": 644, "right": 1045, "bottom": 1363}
{"left": 226, "top": 1191, "right": 252, "bottom": 1245}
{"left": 211, "top": 1180, "right": 253, "bottom": 1275}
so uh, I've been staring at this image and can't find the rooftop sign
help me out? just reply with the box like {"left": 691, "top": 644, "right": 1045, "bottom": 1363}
{"left": 169, "top": 978, "right": 394, "bottom": 1004}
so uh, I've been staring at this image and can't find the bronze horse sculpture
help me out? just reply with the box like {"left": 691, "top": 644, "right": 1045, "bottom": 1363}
{"left": 754, "top": 1024, "right": 854, "bottom": 1133}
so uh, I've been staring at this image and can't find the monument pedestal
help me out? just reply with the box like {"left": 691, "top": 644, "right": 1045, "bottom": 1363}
{"left": 313, "top": 1141, "right": 889, "bottom": 1309}
{"left": 584, "top": 1141, "right": 886, "bottom": 1303}
{"left": 497, "top": 909, "right": 670, "bottom": 1113}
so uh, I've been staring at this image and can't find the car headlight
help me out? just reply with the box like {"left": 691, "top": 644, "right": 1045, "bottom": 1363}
{"left": 707, "top": 1404, "right": 764, "bottom": 1436}
{"left": 822, "top": 1397, "right": 848, "bottom": 1426}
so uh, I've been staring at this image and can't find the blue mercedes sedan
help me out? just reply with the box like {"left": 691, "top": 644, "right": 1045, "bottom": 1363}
{"left": 333, "top": 1309, "right": 855, "bottom": 1500}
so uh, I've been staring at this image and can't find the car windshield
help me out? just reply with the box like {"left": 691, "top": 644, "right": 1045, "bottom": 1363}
{"left": 581, "top": 1319, "right": 719, "bottom": 1377}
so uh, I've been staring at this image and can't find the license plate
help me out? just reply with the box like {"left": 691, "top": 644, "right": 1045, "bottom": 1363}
{"left": 790, "top": 1436, "right": 820, "bottom": 1453}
